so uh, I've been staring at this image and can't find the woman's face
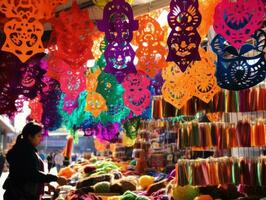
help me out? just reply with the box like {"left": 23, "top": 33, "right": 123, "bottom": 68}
{"left": 28, "top": 132, "right": 43, "bottom": 147}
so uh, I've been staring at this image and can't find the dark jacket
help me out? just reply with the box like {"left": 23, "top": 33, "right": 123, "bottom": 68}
{"left": 3, "top": 138, "right": 57, "bottom": 200}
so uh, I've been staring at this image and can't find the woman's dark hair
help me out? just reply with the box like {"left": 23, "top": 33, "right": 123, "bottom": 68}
{"left": 17, "top": 122, "right": 43, "bottom": 142}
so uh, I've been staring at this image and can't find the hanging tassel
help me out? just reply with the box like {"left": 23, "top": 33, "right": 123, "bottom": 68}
{"left": 250, "top": 88, "right": 258, "bottom": 112}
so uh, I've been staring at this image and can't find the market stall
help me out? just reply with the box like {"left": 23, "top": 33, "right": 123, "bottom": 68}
{"left": 0, "top": 0, "right": 266, "bottom": 199}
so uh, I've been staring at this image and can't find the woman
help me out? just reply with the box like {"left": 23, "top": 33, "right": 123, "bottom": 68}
{"left": 3, "top": 122, "right": 68, "bottom": 200}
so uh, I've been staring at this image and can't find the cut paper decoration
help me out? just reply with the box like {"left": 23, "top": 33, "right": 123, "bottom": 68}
{"left": 123, "top": 117, "right": 140, "bottom": 139}
{"left": 167, "top": 0, "right": 201, "bottom": 72}
{"left": 91, "top": 33, "right": 105, "bottom": 60}
{"left": 59, "top": 91, "right": 93, "bottom": 132}
{"left": 29, "top": 95, "right": 43, "bottom": 123}
{"left": 0, "top": 83, "right": 17, "bottom": 115}
{"left": 162, "top": 49, "right": 220, "bottom": 108}
{"left": 162, "top": 74, "right": 194, "bottom": 109}
{"left": 213, "top": 0, "right": 264, "bottom": 49}
{"left": 96, "top": 72, "right": 125, "bottom": 104}
{"left": 46, "top": 54, "right": 69, "bottom": 82}
{"left": 211, "top": 29, "right": 266, "bottom": 90}
{"left": 60, "top": 68, "right": 86, "bottom": 99}
{"left": 134, "top": 15, "right": 167, "bottom": 77}
{"left": 95, "top": 122, "right": 120, "bottom": 142}
{"left": 52, "top": 1, "right": 94, "bottom": 66}
{"left": 0, "top": 52, "right": 47, "bottom": 100}
{"left": 97, "top": 0, "right": 138, "bottom": 82}
{"left": 86, "top": 69, "right": 102, "bottom": 92}
{"left": 162, "top": 62, "right": 183, "bottom": 82}
{"left": 122, "top": 72, "right": 151, "bottom": 116}
{"left": 198, "top": 0, "right": 220, "bottom": 37}
{"left": 41, "top": 78, "right": 63, "bottom": 131}
{"left": 85, "top": 69, "right": 107, "bottom": 117}
{"left": 93, "top": 0, "right": 134, "bottom": 7}
{"left": 188, "top": 49, "right": 221, "bottom": 103}
{"left": 97, "top": 0, "right": 138, "bottom": 43}
{"left": 104, "top": 40, "right": 137, "bottom": 83}
{"left": 85, "top": 92, "right": 107, "bottom": 117}
{"left": 99, "top": 97, "right": 130, "bottom": 125}
{"left": 63, "top": 95, "right": 78, "bottom": 114}
{"left": 0, "top": 0, "right": 67, "bottom": 62}
{"left": 151, "top": 71, "right": 164, "bottom": 96}
{"left": 16, "top": 57, "right": 47, "bottom": 99}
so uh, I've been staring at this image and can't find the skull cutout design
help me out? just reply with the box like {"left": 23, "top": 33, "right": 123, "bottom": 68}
{"left": 213, "top": 0, "right": 264, "bottom": 49}
{"left": 0, "top": 0, "right": 67, "bottom": 62}
{"left": 16, "top": 54, "right": 47, "bottom": 99}
{"left": 122, "top": 71, "right": 151, "bottom": 116}
{"left": 211, "top": 29, "right": 266, "bottom": 90}
{"left": 104, "top": 40, "right": 136, "bottom": 82}
{"left": 167, "top": 0, "right": 202, "bottom": 72}
{"left": 96, "top": 72, "right": 125, "bottom": 104}
{"left": 85, "top": 92, "right": 107, "bottom": 117}
{"left": 162, "top": 74, "right": 193, "bottom": 109}
{"left": 52, "top": 2, "right": 94, "bottom": 66}
{"left": 134, "top": 15, "right": 167, "bottom": 77}
{"left": 97, "top": 0, "right": 138, "bottom": 43}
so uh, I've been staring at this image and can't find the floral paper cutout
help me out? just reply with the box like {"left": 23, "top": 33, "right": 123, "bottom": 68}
{"left": 167, "top": 0, "right": 202, "bottom": 72}
{"left": 122, "top": 71, "right": 151, "bottom": 116}
{"left": 52, "top": 1, "right": 94, "bottom": 66}
{"left": 187, "top": 49, "right": 221, "bottom": 103}
{"left": 134, "top": 15, "right": 167, "bottom": 77}
{"left": 162, "top": 49, "right": 221, "bottom": 108}
{"left": 213, "top": 0, "right": 264, "bottom": 48}
{"left": 0, "top": 0, "right": 67, "bottom": 62}
{"left": 211, "top": 29, "right": 266, "bottom": 90}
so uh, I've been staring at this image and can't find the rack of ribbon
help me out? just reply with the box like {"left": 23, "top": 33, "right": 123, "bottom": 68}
{"left": 152, "top": 87, "right": 266, "bottom": 118}
{"left": 176, "top": 156, "right": 266, "bottom": 187}
{"left": 177, "top": 120, "right": 266, "bottom": 149}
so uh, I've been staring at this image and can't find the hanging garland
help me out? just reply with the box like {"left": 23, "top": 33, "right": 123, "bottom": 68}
{"left": 52, "top": 1, "right": 94, "bottom": 67}
{"left": 122, "top": 71, "right": 151, "bottom": 116}
{"left": 134, "top": 15, "right": 167, "bottom": 77}
{"left": 162, "top": 49, "right": 220, "bottom": 109}
{"left": 167, "top": 0, "right": 202, "bottom": 72}
{"left": 211, "top": 29, "right": 266, "bottom": 90}
{"left": 97, "top": 0, "right": 138, "bottom": 82}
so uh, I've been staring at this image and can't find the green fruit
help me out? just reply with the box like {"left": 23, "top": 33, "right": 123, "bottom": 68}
{"left": 120, "top": 191, "right": 138, "bottom": 200}
{"left": 136, "top": 196, "right": 149, "bottom": 200}
{"left": 93, "top": 181, "right": 111, "bottom": 193}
